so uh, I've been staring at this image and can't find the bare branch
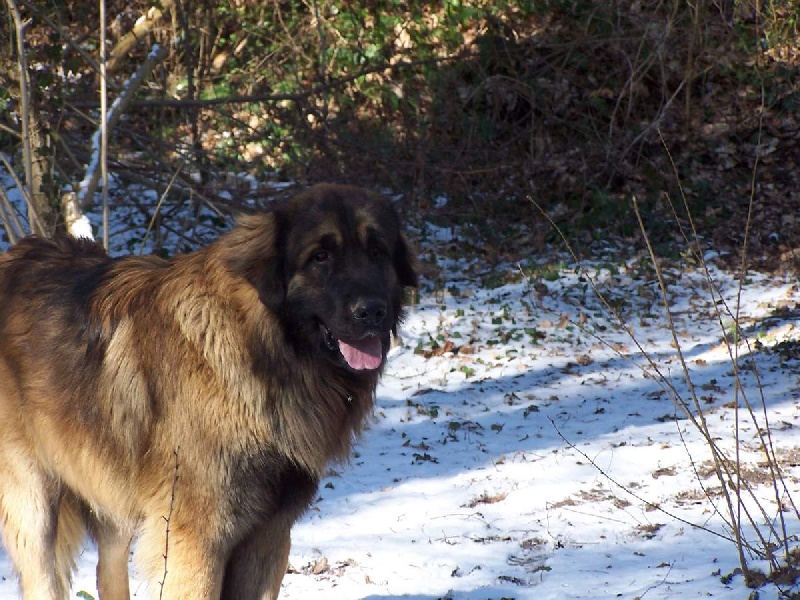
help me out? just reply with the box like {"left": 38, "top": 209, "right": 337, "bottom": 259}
{"left": 0, "top": 152, "right": 44, "bottom": 235}
{"left": 77, "top": 43, "right": 169, "bottom": 210}
{"left": 0, "top": 186, "right": 24, "bottom": 244}
{"left": 68, "top": 52, "right": 478, "bottom": 110}
{"left": 139, "top": 164, "right": 184, "bottom": 255}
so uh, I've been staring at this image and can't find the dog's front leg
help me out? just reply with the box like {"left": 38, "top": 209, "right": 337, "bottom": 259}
{"left": 136, "top": 516, "right": 226, "bottom": 600}
{"left": 220, "top": 512, "right": 294, "bottom": 600}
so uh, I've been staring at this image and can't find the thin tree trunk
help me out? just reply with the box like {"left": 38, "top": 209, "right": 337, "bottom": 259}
{"left": 4, "top": 0, "right": 59, "bottom": 234}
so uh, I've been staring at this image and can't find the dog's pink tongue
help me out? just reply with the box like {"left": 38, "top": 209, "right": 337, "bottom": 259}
{"left": 338, "top": 337, "right": 383, "bottom": 370}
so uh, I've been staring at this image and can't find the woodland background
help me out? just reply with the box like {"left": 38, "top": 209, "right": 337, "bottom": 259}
{"left": 0, "top": 0, "right": 799, "bottom": 265}
{"left": 3, "top": 3, "right": 800, "bottom": 596}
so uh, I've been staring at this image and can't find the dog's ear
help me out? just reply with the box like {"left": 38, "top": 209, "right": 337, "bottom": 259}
{"left": 219, "top": 212, "right": 286, "bottom": 311}
{"left": 393, "top": 233, "right": 418, "bottom": 289}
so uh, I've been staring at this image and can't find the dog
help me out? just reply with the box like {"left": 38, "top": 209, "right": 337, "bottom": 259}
{"left": 0, "top": 183, "right": 417, "bottom": 600}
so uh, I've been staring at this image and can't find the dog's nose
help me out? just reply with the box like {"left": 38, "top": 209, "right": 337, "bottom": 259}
{"left": 351, "top": 297, "right": 388, "bottom": 327}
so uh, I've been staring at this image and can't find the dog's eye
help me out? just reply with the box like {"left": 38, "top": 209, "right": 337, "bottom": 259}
{"left": 370, "top": 244, "right": 389, "bottom": 259}
{"left": 313, "top": 250, "right": 330, "bottom": 264}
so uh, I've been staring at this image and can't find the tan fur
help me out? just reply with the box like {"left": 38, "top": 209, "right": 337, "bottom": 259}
{"left": 0, "top": 184, "right": 417, "bottom": 600}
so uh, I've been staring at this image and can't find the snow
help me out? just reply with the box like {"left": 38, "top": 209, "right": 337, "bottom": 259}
{"left": 1, "top": 219, "right": 800, "bottom": 599}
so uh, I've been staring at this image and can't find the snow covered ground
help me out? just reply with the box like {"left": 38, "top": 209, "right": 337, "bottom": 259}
{"left": 1, "top": 219, "right": 800, "bottom": 599}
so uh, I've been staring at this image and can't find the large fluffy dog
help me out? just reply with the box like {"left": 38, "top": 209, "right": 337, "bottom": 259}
{"left": 0, "top": 184, "right": 417, "bottom": 599}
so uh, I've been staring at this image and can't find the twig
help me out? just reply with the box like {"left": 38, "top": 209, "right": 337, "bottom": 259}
{"left": 159, "top": 448, "right": 180, "bottom": 600}
{"left": 0, "top": 152, "right": 43, "bottom": 234}
{"left": 100, "top": 0, "right": 109, "bottom": 249}
{"left": 139, "top": 164, "right": 184, "bottom": 255}
{"left": 0, "top": 186, "right": 23, "bottom": 244}
{"left": 630, "top": 194, "right": 759, "bottom": 571}
{"left": 527, "top": 196, "right": 712, "bottom": 433}
{"left": 68, "top": 52, "right": 478, "bottom": 110}
{"left": 547, "top": 417, "right": 739, "bottom": 546}
{"left": 518, "top": 260, "right": 737, "bottom": 536}
{"left": 309, "top": 0, "right": 330, "bottom": 125}
{"left": 657, "top": 102, "right": 796, "bottom": 568}
{"left": 733, "top": 80, "right": 795, "bottom": 562}
{"left": 638, "top": 560, "right": 674, "bottom": 599}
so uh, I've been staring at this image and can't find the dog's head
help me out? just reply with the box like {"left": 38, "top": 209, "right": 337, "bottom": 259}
{"left": 223, "top": 184, "right": 417, "bottom": 373}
